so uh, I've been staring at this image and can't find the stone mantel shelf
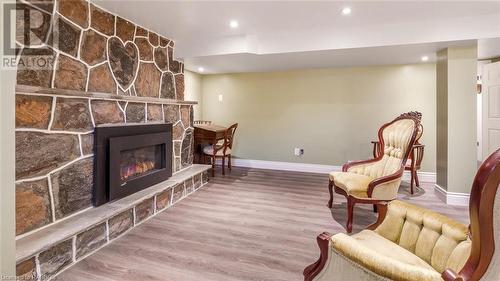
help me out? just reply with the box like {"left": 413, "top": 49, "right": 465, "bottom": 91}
{"left": 16, "top": 164, "right": 210, "bottom": 263}
{"left": 16, "top": 85, "right": 198, "bottom": 105}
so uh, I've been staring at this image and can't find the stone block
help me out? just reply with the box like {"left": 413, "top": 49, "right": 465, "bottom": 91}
{"left": 181, "top": 128, "right": 194, "bottom": 168}
{"left": 90, "top": 4, "right": 114, "bottom": 36}
{"left": 175, "top": 74, "right": 185, "bottom": 100}
{"left": 51, "top": 157, "right": 93, "bottom": 219}
{"left": 108, "top": 36, "right": 138, "bottom": 90}
{"left": 146, "top": 103, "right": 163, "bottom": 122}
{"left": 202, "top": 170, "right": 209, "bottom": 184}
{"left": 135, "top": 37, "right": 153, "bottom": 61}
{"left": 51, "top": 16, "right": 81, "bottom": 57}
{"left": 16, "top": 257, "right": 37, "bottom": 280}
{"left": 39, "top": 239, "right": 73, "bottom": 279}
{"left": 58, "top": 0, "right": 89, "bottom": 28}
{"left": 135, "top": 197, "right": 154, "bottom": 223}
{"left": 154, "top": 47, "right": 168, "bottom": 72}
{"left": 180, "top": 105, "right": 190, "bottom": 128}
{"left": 91, "top": 100, "right": 124, "bottom": 125}
{"left": 88, "top": 63, "right": 116, "bottom": 94}
{"left": 54, "top": 54, "right": 87, "bottom": 91}
{"left": 148, "top": 32, "right": 159, "bottom": 46}
{"left": 16, "top": 4, "right": 51, "bottom": 46}
{"left": 172, "top": 183, "right": 185, "bottom": 203}
{"left": 15, "top": 94, "right": 52, "bottom": 129}
{"left": 135, "top": 62, "right": 161, "bottom": 98}
{"left": 16, "top": 47, "right": 55, "bottom": 88}
{"left": 156, "top": 189, "right": 172, "bottom": 211}
{"left": 159, "top": 37, "right": 170, "bottom": 47}
{"left": 174, "top": 157, "right": 181, "bottom": 173}
{"left": 185, "top": 178, "right": 194, "bottom": 194}
{"left": 172, "top": 122, "right": 184, "bottom": 141}
{"left": 126, "top": 102, "right": 145, "bottom": 123}
{"left": 115, "top": 16, "right": 135, "bottom": 42}
{"left": 81, "top": 133, "right": 93, "bottom": 155}
{"left": 160, "top": 72, "right": 175, "bottom": 99}
{"left": 194, "top": 173, "right": 202, "bottom": 189}
{"left": 135, "top": 26, "right": 148, "bottom": 37}
{"left": 16, "top": 131, "right": 79, "bottom": 180}
{"left": 76, "top": 223, "right": 106, "bottom": 259}
{"left": 16, "top": 178, "right": 52, "bottom": 235}
{"left": 51, "top": 97, "right": 93, "bottom": 132}
{"left": 173, "top": 141, "right": 181, "bottom": 157}
{"left": 163, "top": 104, "right": 179, "bottom": 123}
{"left": 80, "top": 29, "right": 106, "bottom": 65}
{"left": 108, "top": 209, "right": 134, "bottom": 240}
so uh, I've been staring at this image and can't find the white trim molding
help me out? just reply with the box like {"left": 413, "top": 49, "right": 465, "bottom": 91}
{"left": 227, "top": 158, "right": 436, "bottom": 182}
{"left": 434, "top": 184, "right": 470, "bottom": 206}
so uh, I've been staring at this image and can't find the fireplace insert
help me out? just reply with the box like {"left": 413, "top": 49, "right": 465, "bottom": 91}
{"left": 93, "top": 123, "right": 172, "bottom": 207}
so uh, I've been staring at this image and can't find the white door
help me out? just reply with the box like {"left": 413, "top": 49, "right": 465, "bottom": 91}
{"left": 482, "top": 61, "right": 500, "bottom": 160}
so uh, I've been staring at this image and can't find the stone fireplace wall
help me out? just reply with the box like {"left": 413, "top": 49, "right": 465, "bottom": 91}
{"left": 15, "top": 0, "right": 194, "bottom": 237}
{"left": 16, "top": 0, "right": 184, "bottom": 99}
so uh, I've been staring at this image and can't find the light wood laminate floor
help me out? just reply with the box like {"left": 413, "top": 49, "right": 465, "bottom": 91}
{"left": 57, "top": 167, "right": 468, "bottom": 281}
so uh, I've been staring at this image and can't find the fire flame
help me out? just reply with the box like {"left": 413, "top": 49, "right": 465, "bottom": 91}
{"left": 121, "top": 160, "right": 156, "bottom": 182}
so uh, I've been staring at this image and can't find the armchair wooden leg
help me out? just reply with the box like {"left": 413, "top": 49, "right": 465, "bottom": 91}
{"left": 410, "top": 169, "right": 414, "bottom": 195}
{"left": 228, "top": 155, "right": 232, "bottom": 170}
{"left": 327, "top": 181, "right": 334, "bottom": 208}
{"left": 222, "top": 157, "right": 225, "bottom": 175}
{"left": 414, "top": 170, "right": 420, "bottom": 187}
{"left": 347, "top": 197, "right": 355, "bottom": 233}
{"left": 211, "top": 155, "right": 215, "bottom": 177}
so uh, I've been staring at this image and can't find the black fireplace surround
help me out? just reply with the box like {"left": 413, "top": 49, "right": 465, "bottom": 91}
{"left": 93, "top": 123, "right": 173, "bottom": 207}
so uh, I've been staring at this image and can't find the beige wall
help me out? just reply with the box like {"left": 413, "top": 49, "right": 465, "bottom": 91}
{"left": 448, "top": 47, "right": 477, "bottom": 193}
{"left": 436, "top": 46, "right": 477, "bottom": 193}
{"left": 0, "top": 17, "right": 16, "bottom": 276}
{"left": 200, "top": 64, "right": 437, "bottom": 172}
{"left": 436, "top": 49, "right": 449, "bottom": 188}
{"left": 185, "top": 70, "right": 203, "bottom": 120}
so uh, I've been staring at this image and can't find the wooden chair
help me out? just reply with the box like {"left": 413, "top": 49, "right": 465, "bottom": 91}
{"left": 304, "top": 148, "right": 500, "bottom": 281}
{"left": 203, "top": 123, "right": 238, "bottom": 176}
{"left": 328, "top": 112, "right": 420, "bottom": 233}
{"left": 372, "top": 117, "right": 425, "bottom": 194}
{"left": 194, "top": 120, "right": 212, "bottom": 125}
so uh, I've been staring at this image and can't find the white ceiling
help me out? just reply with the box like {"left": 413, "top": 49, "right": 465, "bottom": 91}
{"left": 96, "top": 1, "right": 500, "bottom": 74}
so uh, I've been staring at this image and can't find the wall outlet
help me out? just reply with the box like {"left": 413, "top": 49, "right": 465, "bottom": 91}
{"left": 294, "top": 148, "right": 304, "bottom": 156}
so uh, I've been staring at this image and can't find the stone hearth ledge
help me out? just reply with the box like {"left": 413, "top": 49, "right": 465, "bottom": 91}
{"left": 16, "top": 165, "right": 210, "bottom": 266}
{"left": 16, "top": 85, "right": 197, "bottom": 105}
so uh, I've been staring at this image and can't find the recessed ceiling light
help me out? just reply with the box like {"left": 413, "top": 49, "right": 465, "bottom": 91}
{"left": 342, "top": 7, "right": 352, "bottom": 15}
{"left": 421, "top": 56, "right": 429, "bottom": 62}
{"left": 198, "top": 67, "right": 204, "bottom": 72}
{"left": 230, "top": 20, "right": 239, "bottom": 28}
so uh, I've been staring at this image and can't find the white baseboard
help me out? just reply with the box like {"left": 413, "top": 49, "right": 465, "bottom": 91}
{"left": 231, "top": 158, "right": 340, "bottom": 174}
{"left": 434, "top": 184, "right": 470, "bottom": 206}
{"left": 225, "top": 158, "right": 436, "bottom": 183}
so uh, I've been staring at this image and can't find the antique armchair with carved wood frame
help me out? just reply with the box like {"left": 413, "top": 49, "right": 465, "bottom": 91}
{"left": 304, "top": 149, "right": 500, "bottom": 281}
{"left": 328, "top": 112, "right": 420, "bottom": 233}
{"left": 372, "top": 113, "right": 424, "bottom": 194}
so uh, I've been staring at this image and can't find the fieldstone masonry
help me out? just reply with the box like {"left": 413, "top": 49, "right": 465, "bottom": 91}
{"left": 16, "top": 0, "right": 189, "bottom": 236}
{"left": 15, "top": 0, "right": 201, "bottom": 279}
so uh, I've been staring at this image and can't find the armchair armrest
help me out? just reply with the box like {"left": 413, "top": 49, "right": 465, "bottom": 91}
{"left": 367, "top": 167, "right": 404, "bottom": 197}
{"left": 342, "top": 158, "right": 380, "bottom": 172}
{"left": 441, "top": 268, "right": 464, "bottom": 281}
{"left": 303, "top": 232, "right": 332, "bottom": 281}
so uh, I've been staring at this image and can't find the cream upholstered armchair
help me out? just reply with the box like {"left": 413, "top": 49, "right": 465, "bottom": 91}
{"left": 329, "top": 112, "right": 420, "bottom": 233}
{"left": 304, "top": 149, "right": 500, "bottom": 281}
